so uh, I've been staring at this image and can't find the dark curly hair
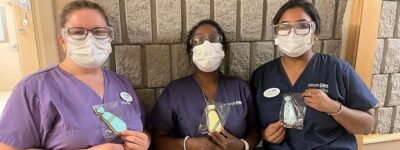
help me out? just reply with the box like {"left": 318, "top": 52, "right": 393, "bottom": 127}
{"left": 273, "top": 0, "right": 321, "bottom": 34}
{"left": 185, "top": 19, "right": 228, "bottom": 60}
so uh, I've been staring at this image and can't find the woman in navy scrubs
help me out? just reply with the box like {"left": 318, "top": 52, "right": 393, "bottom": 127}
{"left": 149, "top": 19, "right": 260, "bottom": 150}
{"left": 250, "top": 1, "right": 377, "bottom": 150}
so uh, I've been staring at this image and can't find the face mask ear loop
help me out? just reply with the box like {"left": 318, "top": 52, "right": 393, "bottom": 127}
{"left": 61, "top": 28, "right": 70, "bottom": 42}
{"left": 189, "top": 50, "right": 194, "bottom": 65}
{"left": 310, "top": 34, "right": 315, "bottom": 45}
{"left": 310, "top": 23, "right": 317, "bottom": 40}
{"left": 308, "top": 23, "right": 316, "bottom": 45}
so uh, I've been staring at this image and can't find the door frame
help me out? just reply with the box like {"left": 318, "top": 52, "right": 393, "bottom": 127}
{"left": 339, "top": 0, "right": 400, "bottom": 149}
{"left": 30, "top": 0, "right": 59, "bottom": 67}
{"left": 0, "top": 1, "right": 22, "bottom": 90}
{"left": 12, "top": 0, "right": 59, "bottom": 77}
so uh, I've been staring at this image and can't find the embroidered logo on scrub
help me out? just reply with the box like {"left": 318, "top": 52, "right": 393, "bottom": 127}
{"left": 207, "top": 104, "right": 223, "bottom": 132}
{"left": 263, "top": 88, "right": 280, "bottom": 98}
{"left": 94, "top": 106, "right": 127, "bottom": 134}
{"left": 227, "top": 100, "right": 243, "bottom": 106}
{"left": 308, "top": 83, "right": 329, "bottom": 93}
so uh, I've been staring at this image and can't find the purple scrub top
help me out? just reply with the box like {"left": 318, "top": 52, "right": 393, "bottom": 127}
{"left": 148, "top": 75, "right": 257, "bottom": 138}
{"left": 0, "top": 65, "right": 144, "bottom": 149}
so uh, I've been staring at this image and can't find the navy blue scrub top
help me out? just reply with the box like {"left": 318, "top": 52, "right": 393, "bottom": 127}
{"left": 250, "top": 53, "right": 377, "bottom": 150}
{"left": 148, "top": 75, "right": 257, "bottom": 138}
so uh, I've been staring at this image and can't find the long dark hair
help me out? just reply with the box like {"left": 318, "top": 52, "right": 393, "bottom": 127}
{"left": 185, "top": 19, "right": 228, "bottom": 57}
{"left": 273, "top": 0, "right": 321, "bottom": 34}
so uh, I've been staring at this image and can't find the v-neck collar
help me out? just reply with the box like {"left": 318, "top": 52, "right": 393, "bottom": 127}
{"left": 278, "top": 53, "right": 317, "bottom": 90}
{"left": 57, "top": 65, "right": 109, "bottom": 104}
{"left": 190, "top": 74, "right": 222, "bottom": 104}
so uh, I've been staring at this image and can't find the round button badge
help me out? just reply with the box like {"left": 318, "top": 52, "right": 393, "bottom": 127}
{"left": 120, "top": 92, "right": 133, "bottom": 103}
{"left": 263, "top": 88, "right": 280, "bottom": 98}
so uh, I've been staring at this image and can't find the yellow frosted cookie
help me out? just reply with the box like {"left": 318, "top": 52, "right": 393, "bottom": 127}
{"left": 207, "top": 104, "right": 222, "bottom": 132}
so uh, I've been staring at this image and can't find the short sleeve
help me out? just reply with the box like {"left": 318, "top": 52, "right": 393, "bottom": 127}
{"left": 0, "top": 81, "right": 47, "bottom": 149}
{"left": 138, "top": 100, "right": 146, "bottom": 124}
{"left": 250, "top": 69, "right": 262, "bottom": 127}
{"left": 125, "top": 82, "right": 146, "bottom": 124}
{"left": 129, "top": 88, "right": 146, "bottom": 126}
{"left": 250, "top": 69, "right": 260, "bottom": 97}
{"left": 240, "top": 81, "right": 258, "bottom": 131}
{"left": 342, "top": 65, "right": 377, "bottom": 111}
{"left": 147, "top": 86, "right": 176, "bottom": 134}
{"left": 113, "top": 72, "right": 146, "bottom": 126}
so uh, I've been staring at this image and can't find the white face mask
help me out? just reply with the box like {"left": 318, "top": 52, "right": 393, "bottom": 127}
{"left": 274, "top": 30, "right": 314, "bottom": 57}
{"left": 192, "top": 41, "right": 225, "bottom": 72}
{"left": 65, "top": 33, "right": 112, "bottom": 68}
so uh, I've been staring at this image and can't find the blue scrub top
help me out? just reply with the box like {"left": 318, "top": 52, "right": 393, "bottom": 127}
{"left": 250, "top": 53, "right": 377, "bottom": 150}
{"left": 148, "top": 75, "right": 257, "bottom": 138}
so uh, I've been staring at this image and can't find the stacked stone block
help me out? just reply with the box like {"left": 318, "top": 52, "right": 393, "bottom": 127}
{"left": 58, "top": 0, "right": 348, "bottom": 117}
{"left": 371, "top": 0, "right": 400, "bottom": 134}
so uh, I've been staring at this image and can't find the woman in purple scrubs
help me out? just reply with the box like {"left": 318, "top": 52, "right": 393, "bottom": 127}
{"left": 149, "top": 19, "right": 260, "bottom": 150}
{"left": 0, "top": 0, "right": 150, "bottom": 149}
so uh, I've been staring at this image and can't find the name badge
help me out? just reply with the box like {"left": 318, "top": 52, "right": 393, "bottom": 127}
{"left": 263, "top": 88, "right": 280, "bottom": 98}
{"left": 120, "top": 92, "right": 133, "bottom": 103}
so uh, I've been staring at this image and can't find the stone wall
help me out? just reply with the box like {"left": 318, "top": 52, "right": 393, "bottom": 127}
{"left": 371, "top": 0, "right": 400, "bottom": 134}
{"left": 55, "top": 0, "right": 347, "bottom": 113}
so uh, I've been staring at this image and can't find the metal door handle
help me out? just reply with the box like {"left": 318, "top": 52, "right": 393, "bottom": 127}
{"left": 8, "top": 43, "right": 19, "bottom": 51}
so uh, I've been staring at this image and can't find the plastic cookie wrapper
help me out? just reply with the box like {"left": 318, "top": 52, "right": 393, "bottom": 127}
{"left": 198, "top": 102, "right": 231, "bottom": 135}
{"left": 279, "top": 93, "right": 306, "bottom": 129}
{"left": 93, "top": 100, "right": 142, "bottom": 142}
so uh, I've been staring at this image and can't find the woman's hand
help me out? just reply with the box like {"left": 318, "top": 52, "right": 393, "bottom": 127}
{"left": 263, "top": 120, "right": 285, "bottom": 144}
{"left": 121, "top": 130, "right": 150, "bottom": 150}
{"left": 186, "top": 136, "right": 216, "bottom": 150}
{"left": 87, "top": 143, "right": 124, "bottom": 150}
{"left": 186, "top": 137, "right": 216, "bottom": 150}
{"left": 302, "top": 88, "right": 340, "bottom": 114}
{"left": 209, "top": 129, "right": 244, "bottom": 150}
